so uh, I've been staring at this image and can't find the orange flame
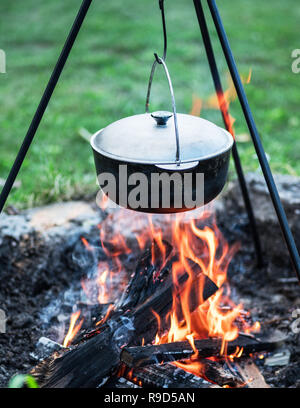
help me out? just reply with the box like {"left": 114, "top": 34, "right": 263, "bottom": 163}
{"left": 96, "top": 304, "right": 115, "bottom": 326}
{"left": 97, "top": 268, "right": 110, "bottom": 303}
{"left": 63, "top": 311, "right": 84, "bottom": 347}
{"left": 190, "top": 70, "right": 252, "bottom": 138}
{"left": 70, "top": 201, "right": 259, "bottom": 381}
{"left": 152, "top": 212, "right": 260, "bottom": 377}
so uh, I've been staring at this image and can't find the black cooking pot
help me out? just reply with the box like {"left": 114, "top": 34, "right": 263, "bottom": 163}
{"left": 91, "top": 57, "right": 233, "bottom": 213}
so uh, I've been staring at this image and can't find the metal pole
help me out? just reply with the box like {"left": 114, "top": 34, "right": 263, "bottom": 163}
{"left": 193, "top": 0, "right": 263, "bottom": 266}
{"left": 0, "top": 0, "right": 93, "bottom": 213}
{"left": 207, "top": 0, "right": 300, "bottom": 280}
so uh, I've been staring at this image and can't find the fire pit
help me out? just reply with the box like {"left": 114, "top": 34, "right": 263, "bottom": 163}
{"left": 1, "top": 174, "right": 299, "bottom": 388}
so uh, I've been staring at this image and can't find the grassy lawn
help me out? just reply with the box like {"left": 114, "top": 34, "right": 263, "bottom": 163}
{"left": 0, "top": 0, "right": 299, "bottom": 209}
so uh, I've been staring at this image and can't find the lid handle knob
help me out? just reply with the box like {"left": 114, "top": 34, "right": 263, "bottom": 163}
{"left": 151, "top": 111, "right": 173, "bottom": 126}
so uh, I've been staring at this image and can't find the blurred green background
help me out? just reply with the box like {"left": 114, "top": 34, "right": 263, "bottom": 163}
{"left": 0, "top": 0, "right": 299, "bottom": 209}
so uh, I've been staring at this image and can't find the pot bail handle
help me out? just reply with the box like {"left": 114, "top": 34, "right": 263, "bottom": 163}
{"left": 145, "top": 54, "right": 181, "bottom": 165}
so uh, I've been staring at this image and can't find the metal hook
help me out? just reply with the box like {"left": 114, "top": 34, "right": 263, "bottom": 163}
{"left": 154, "top": 53, "right": 162, "bottom": 64}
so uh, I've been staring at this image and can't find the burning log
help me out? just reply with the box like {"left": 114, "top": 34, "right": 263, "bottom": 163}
{"left": 77, "top": 241, "right": 218, "bottom": 345}
{"left": 31, "top": 241, "right": 218, "bottom": 388}
{"left": 116, "top": 240, "right": 173, "bottom": 311}
{"left": 120, "top": 359, "right": 246, "bottom": 388}
{"left": 118, "top": 240, "right": 217, "bottom": 316}
{"left": 200, "top": 359, "right": 245, "bottom": 388}
{"left": 120, "top": 330, "right": 287, "bottom": 368}
{"left": 131, "top": 259, "right": 218, "bottom": 344}
{"left": 119, "top": 362, "right": 220, "bottom": 388}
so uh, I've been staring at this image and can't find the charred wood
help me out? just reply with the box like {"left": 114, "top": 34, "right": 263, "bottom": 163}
{"left": 121, "top": 330, "right": 287, "bottom": 368}
{"left": 121, "top": 359, "right": 246, "bottom": 388}
{"left": 31, "top": 241, "right": 218, "bottom": 388}
{"left": 119, "top": 362, "right": 219, "bottom": 388}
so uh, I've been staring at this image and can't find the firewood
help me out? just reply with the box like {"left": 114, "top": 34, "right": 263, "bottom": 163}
{"left": 235, "top": 358, "right": 270, "bottom": 388}
{"left": 121, "top": 358, "right": 247, "bottom": 388}
{"left": 120, "top": 362, "right": 220, "bottom": 388}
{"left": 117, "top": 240, "right": 173, "bottom": 311}
{"left": 200, "top": 358, "right": 245, "bottom": 387}
{"left": 120, "top": 330, "right": 287, "bottom": 368}
{"left": 31, "top": 241, "right": 218, "bottom": 388}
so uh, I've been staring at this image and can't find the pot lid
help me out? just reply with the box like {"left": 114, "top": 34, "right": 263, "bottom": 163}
{"left": 91, "top": 111, "right": 233, "bottom": 165}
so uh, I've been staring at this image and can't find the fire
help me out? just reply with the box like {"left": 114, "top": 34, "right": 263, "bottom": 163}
{"left": 86, "top": 204, "right": 259, "bottom": 365}
{"left": 63, "top": 311, "right": 84, "bottom": 347}
{"left": 64, "top": 194, "right": 259, "bottom": 378}
{"left": 152, "top": 212, "right": 260, "bottom": 377}
{"left": 96, "top": 304, "right": 115, "bottom": 326}
{"left": 96, "top": 268, "right": 109, "bottom": 303}
{"left": 229, "top": 346, "right": 244, "bottom": 361}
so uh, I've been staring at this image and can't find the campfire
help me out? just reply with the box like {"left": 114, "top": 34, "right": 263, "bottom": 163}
{"left": 0, "top": 0, "right": 299, "bottom": 391}
{"left": 28, "top": 201, "right": 286, "bottom": 389}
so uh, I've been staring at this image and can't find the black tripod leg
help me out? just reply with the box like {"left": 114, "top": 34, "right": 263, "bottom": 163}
{"left": 0, "top": 0, "right": 93, "bottom": 213}
{"left": 193, "top": 0, "right": 263, "bottom": 267}
{"left": 207, "top": 0, "right": 300, "bottom": 280}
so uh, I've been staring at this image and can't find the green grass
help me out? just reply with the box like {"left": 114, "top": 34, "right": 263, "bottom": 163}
{"left": 0, "top": 0, "right": 299, "bottom": 209}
